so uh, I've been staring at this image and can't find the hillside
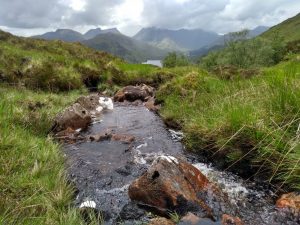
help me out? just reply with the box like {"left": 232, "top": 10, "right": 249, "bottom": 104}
{"left": 261, "top": 13, "right": 300, "bottom": 42}
{"left": 82, "top": 32, "right": 168, "bottom": 63}
{"left": 190, "top": 26, "right": 269, "bottom": 58}
{"left": 0, "top": 29, "right": 115, "bottom": 91}
{"left": 133, "top": 27, "right": 220, "bottom": 51}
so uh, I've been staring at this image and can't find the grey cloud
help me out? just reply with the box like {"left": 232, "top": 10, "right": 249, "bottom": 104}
{"left": 0, "top": 0, "right": 124, "bottom": 29}
{"left": 0, "top": 0, "right": 299, "bottom": 35}
{"left": 0, "top": 0, "right": 69, "bottom": 28}
{"left": 141, "top": 0, "right": 300, "bottom": 33}
{"left": 64, "top": 0, "right": 124, "bottom": 26}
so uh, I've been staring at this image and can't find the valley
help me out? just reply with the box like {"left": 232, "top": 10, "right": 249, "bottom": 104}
{"left": 0, "top": 7, "right": 300, "bottom": 225}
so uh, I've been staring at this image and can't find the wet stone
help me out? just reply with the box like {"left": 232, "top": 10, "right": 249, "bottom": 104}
{"left": 118, "top": 202, "right": 147, "bottom": 220}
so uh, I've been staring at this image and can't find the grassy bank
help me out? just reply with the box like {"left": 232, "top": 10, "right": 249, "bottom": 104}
{"left": 0, "top": 30, "right": 115, "bottom": 92}
{"left": 157, "top": 59, "right": 300, "bottom": 190}
{"left": 0, "top": 85, "right": 93, "bottom": 224}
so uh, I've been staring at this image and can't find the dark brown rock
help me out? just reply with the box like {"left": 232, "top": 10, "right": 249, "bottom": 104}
{"left": 114, "top": 84, "right": 154, "bottom": 102}
{"left": 128, "top": 156, "right": 222, "bottom": 219}
{"left": 52, "top": 103, "right": 91, "bottom": 132}
{"left": 76, "top": 94, "right": 100, "bottom": 111}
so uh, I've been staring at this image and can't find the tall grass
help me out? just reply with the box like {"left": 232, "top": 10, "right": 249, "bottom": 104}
{"left": 0, "top": 85, "right": 101, "bottom": 224}
{"left": 157, "top": 60, "right": 300, "bottom": 190}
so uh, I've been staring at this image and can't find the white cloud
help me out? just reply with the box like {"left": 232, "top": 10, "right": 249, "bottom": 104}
{"left": 0, "top": 0, "right": 299, "bottom": 36}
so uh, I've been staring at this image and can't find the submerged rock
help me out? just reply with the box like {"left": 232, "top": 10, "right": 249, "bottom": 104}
{"left": 128, "top": 155, "right": 224, "bottom": 219}
{"left": 89, "top": 130, "right": 135, "bottom": 144}
{"left": 114, "top": 84, "right": 154, "bottom": 102}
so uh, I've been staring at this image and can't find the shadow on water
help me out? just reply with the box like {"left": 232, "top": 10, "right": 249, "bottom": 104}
{"left": 64, "top": 103, "right": 298, "bottom": 224}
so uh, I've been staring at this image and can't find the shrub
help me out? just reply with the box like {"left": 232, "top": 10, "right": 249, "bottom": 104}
{"left": 163, "top": 52, "right": 189, "bottom": 68}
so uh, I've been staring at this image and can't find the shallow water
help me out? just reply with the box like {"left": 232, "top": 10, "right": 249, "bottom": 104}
{"left": 64, "top": 103, "right": 298, "bottom": 224}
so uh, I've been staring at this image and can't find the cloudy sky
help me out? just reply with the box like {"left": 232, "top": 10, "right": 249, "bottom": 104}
{"left": 0, "top": 0, "right": 299, "bottom": 37}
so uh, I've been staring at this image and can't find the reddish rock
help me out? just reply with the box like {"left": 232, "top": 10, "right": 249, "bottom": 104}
{"left": 276, "top": 192, "right": 300, "bottom": 211}
{"left": 114, "top": 84, "right": 154, "bottom": 102}
{"left": 148, "top": 217, "right": 175, "bottom": 225}
{"left": 221, "top": 214, "right": 243, "bottom": 225}
{"left": 180, "top": 212, "right": 201, "bottom": 225}
{"left": 128, "top": 156, "right": 222, "bottom": 218}
{"left": 52, "top": 103, "right": 91, "bottom": 132}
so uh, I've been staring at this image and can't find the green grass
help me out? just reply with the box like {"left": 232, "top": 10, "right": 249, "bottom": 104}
{"left": 0, "top": 85, "right": 101, "bottom": 224}
{"left": 98, "top": 61, "right": 176, "bottom": 90}
{"left": 157, "top": 59, "right": 300, "bottom": 190}
{"left": 0, "top": 30, "right": 115, "bottom": 92}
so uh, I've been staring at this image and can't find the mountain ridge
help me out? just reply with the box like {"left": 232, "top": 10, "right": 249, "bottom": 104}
{"left": 82, "top": 32, "right": 167, "bottom": 63}
{"left": 32, "top": 27, "right": 122, "bottom": 41}
{"left": 133, "top": 27, "right": 221, "bottom": 51}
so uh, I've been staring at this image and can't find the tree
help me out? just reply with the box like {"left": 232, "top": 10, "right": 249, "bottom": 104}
{"left": 163, "top": 52, "right": 189, "bottom": 68}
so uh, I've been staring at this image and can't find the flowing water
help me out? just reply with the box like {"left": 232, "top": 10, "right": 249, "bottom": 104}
{"left": 64, "top": 103, "right": 299, "bottom": 225}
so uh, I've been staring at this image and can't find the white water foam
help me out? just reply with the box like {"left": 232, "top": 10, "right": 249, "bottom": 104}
{"left": 193, "top": 163, "right": 250, "bottom": 205}
{"left": 96, "top": 184, "right": 129, "bottom": 195}
{"left": 169, "top": 129, "right": 184, "bottom": 141}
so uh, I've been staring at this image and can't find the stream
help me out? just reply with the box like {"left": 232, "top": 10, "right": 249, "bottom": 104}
{"left": 64, "top": 103, "right": 299, "bottom": 225}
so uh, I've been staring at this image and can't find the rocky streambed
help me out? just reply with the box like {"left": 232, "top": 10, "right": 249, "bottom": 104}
{"left": 52, "top": 85, "right": 300, "bottom": 225}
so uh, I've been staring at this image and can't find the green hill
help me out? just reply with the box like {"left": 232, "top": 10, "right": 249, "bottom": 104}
{"left": 82, "top": 32, "right": 168, "bottom": 63}
{"left": 261, "top": 13, "right": 300, "bottom": 42}
{"left": 0, "top": 29, "right": 116, "bottom": 91}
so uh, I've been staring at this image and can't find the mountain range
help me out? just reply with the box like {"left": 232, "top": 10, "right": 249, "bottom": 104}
{"left": 32, "top": 25, "right": 270, "bottom": 62}
{"left": 32, "top": 27, "right": 121, "bottom": 41}
{"left": 81, "top": 32, "right": 167, "bottom": 63}
{"left": 32, "top": 28, "right": 167, "bottom": 63}
{"left": 133, "top": 27, "right": 221, "bottom": 51}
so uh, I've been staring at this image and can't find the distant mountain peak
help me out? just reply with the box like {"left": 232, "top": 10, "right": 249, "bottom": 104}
{"left": 133, "top": 27, "right": 220, "bottom": 50}
{"left": 84, "top": 27, "right": 120, "bottom": 39}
